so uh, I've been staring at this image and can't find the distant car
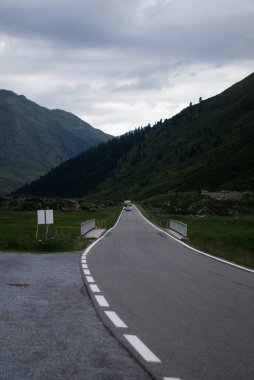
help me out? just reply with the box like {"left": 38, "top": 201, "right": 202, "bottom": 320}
{"left": 124, "top": 205, "right": 132, "bottom": 211}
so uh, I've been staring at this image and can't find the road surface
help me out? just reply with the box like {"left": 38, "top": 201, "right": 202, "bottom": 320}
{"left": 84, "top": 206, "right": 254, "bottom": 380}
{"left": 0, "top": 252, "right": 151, "bottom": 380}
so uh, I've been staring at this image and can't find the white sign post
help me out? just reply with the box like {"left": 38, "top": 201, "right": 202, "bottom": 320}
{"left": 37, "top": 210, "right": 46, "bottom": 225}
{"left": 36, "top": 210, "right": 54, "bottom": 239}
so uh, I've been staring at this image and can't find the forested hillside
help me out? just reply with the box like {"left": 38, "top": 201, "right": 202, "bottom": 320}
{"left": 0, "top": 90, "right": 111, "bottom": 194}
{"left": 16, "top": 73, "right": 254, "bottom": 199}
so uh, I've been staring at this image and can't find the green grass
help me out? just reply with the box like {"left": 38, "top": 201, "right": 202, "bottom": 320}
{"left": 138, "top": 206, "right": 254, "bottom": 269}
{"left": 2, "top": 202, "right": 253, "bottom": 268}
{"left": 0, "top": 205, "right": 121, "bottom": 253}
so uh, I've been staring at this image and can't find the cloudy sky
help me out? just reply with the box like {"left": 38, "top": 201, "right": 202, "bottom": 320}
{"left": 0, "top": 0, "right": 253, "bottom": 136}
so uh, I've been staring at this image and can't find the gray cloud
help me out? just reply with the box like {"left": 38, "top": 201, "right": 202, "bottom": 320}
{"left": 0, "top": 0, "right": 253, "bottom": 135}
{"left": 1, "top": 0, "right": 253, "bottom": 60}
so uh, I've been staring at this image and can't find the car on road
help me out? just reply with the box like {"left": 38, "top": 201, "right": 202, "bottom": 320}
{"left": 124, "top": 200, "right": 132, "bottom": 211}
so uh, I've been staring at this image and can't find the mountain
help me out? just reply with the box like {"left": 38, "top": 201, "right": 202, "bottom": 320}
{"left": 0, "top": 90, "right": 111, "bottom": 194}
{"left": 16, "top": 73, "right": 254, "bottom": 200}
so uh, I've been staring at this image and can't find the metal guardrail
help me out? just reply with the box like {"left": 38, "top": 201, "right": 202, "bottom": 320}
{"left": 169, "top": 219, "right": 188, "bottom": 237}
{"left": 81, "top": 219, "right": 96, "bottom": 235}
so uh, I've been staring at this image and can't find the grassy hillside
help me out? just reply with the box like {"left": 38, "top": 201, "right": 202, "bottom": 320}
{"left": 0, "top": 90, "right": 111, "bottom": 194}
{"left": 16, "top": 73, "right": 254, "bottom": 199}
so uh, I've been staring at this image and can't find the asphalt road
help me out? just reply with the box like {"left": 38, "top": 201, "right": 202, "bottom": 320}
{"left": 0, "top": 252, "right": 151, "bottom": 380}
{"left": 86, "top": 206, "right": 254, "bottom": 380}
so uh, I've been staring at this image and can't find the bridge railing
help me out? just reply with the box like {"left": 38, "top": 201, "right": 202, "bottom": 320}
{"left": 81, "top": 219, "right": 96, "bottom": 236}
{"left": 169, "top": 219, "right": 187, "bottom": 237}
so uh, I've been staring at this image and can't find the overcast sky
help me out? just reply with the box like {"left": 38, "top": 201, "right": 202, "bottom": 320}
{"left": 0, "top": 0, "right": 253, "bottom": 136}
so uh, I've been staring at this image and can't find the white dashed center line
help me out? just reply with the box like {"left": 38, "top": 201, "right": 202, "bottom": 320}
{"left": 124, "top": 334, "right": 161, "bottom": 363}
{"left": 82, "top": 264, "right": 88, "bottom": 269}
{"left": 83, "top": 269, "right": 91, "bottom": 275}
{"left": 104, "top": 311, "right": 128, "bottom": 328}
{"left": 95, "top": 295, "right": 109, "bottom": 307}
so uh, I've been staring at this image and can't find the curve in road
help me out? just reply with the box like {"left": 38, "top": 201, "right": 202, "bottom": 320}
{"left": 81, "top": 205, "right": 254, "bottom": 380}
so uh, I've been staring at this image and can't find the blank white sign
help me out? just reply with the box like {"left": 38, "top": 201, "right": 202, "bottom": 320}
{"left": 37, "top": 210, "right": 46, "bottom": 225}
{"left": 37, "top": 210, "right": 54, "bottom": 224}
{"left": 46, "top": 210, "right": 54, "bottom": 224}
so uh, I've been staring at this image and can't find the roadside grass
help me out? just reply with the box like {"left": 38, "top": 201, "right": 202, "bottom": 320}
{"left": 138, "top": 206, "right": 254, "bottom": 269}
{"left": 0, "top": 205, "right": 121, "bottom": 253}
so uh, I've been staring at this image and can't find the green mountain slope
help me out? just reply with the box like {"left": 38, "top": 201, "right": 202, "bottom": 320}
{"left": 0, "top": 90, "right": 111, "bottom": 194}
{"left": 16, "top": 73, "right": 254, "bottom": 199}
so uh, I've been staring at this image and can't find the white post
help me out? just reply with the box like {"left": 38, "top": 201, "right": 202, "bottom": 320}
{"left": 36, "top": 210, "right": 54, "bottom": 240}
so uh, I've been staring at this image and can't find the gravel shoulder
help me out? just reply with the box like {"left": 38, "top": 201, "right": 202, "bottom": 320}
{"left": 0, "top": 251, "right": 150, "bottom": 380}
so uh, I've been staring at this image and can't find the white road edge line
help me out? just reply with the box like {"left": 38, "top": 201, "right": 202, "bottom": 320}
{"left": 90, "top": 284, "right": 100, "bottom": 293}
{"left": 135, "top": 205, "right": 254, "bottom": 274}
{"left": 82, "top": 208, "right": 124, "bottom": 256}
{"left": 81, "top": 210, "right": 124, "bottom": 310}
{"left": 104, "top": 311, "right": 128, "bottom": 328}
{"left": 124, "top": 334, "right": 161, "bottom": 363}
{"left": 86, "top": 275, "right": 95, "bottom": 283}
{"left": 163, "top": 378, "right": 181, "bottom": 380}
{"left": 95, "top": 295, "right": 109, "bottom": 307}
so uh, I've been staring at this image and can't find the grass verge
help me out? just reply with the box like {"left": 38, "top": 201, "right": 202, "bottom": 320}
{"left": 138, "top": 205, "right": 254, "bottom": 269}
{"left": 0, "top": 205, "right": 121, "bottom": 253}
